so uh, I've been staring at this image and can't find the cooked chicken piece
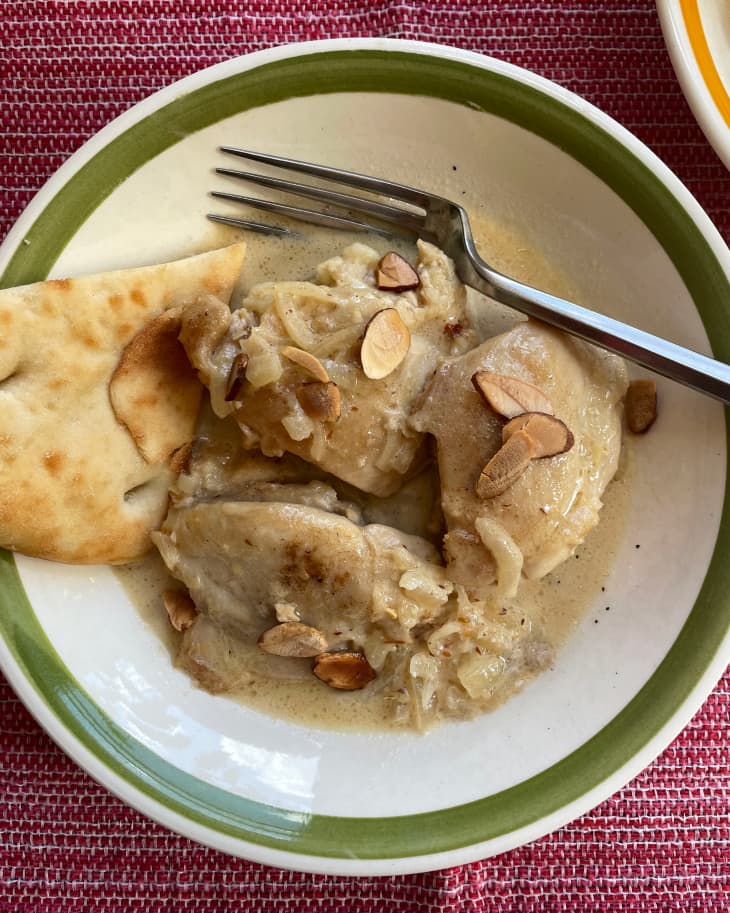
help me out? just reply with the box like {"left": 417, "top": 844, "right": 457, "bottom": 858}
{"left": 176, "top": 616, "right": 256, "bottom": 694}
{"left": 171, "top": 420, "right": 326, "bottom": 505}
{"left": 410, "top": 321, "right": 628, "bottom": 595}
{"left": 154, "top": 500, "right": 373, "bottom": 636}
{"left": 179, "top": 241, "right": 475, "bottom": 496}
{"left": 153, "top": 490, "right": 453, "bottom": 691}
{"left": 177, "top": 613, "right": 322, "bottom": 693}
{"left": 173, "top": 419, "right": 442, "bottom": 537}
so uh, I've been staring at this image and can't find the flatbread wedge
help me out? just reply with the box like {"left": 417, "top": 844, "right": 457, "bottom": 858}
{"left": 0, "top": 242, "right": 245, "bottom": 564}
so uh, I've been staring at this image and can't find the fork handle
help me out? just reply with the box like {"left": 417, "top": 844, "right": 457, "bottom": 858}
{"left": 466, "top": 253, "right": 730, "bottom": 404}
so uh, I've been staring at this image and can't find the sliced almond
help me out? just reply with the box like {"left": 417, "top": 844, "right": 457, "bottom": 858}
{"left": 312, "top": 650, "right": 377, "bottom": 690}
{"left": 376, "top": 251, "right": 420, "bottom": 292}
{"left": 472, "top": 371, "right": 553, "bottom": 419}
{"left": 360, "top": 308, "right": 411, "bottom": 380}
{"left": 296, "top": 381, "right": 341, "bottom": 422}
{"left": 224, "top": 352, "right": 249, "bottom": 402}
{"left": 476, "top": 429, "right": 536, "bottom": 499}
{"left": 502, "top": 412, "right": 574, "bottom": 458}
{"left": 162, "top": 589, "right": 198, "bottom": 632}
{"left": 258, "top": 622, "right": 329, "bottom": 658}
{"left": 281, "top": 345, "right": 330, "bottom": 383}
{"left": 626, "top": 379, "right": 657, "bottom": 433}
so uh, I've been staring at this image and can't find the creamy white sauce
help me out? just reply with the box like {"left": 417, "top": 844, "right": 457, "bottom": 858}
{"left": 114, "top": 213, "right": 634, "bottom": 732}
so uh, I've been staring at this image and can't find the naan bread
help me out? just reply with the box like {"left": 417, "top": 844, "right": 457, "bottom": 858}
{"left": 0, "top": 243, "right": 245, "bottom": 564}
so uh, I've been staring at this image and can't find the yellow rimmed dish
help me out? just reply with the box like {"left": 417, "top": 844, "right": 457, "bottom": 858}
{"left": 658, "top": 0, "right": 730, "bottom": 169}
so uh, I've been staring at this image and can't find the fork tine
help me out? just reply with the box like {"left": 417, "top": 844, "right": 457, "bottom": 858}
{"left": 206, "top": 213, "right": 292, "bottom": 236}
{"left": 220, "top": 147, "right": 432, "bottom": 209}
{"left": 216, "top": 167, "right": 426, "bottom": 234}
{"left": 210, "top": 191, "right": 394, "bottom": 237}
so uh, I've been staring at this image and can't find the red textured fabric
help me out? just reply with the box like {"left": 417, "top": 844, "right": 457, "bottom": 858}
{"left": 0, "top": 1, "right": 729, "bottom": 910}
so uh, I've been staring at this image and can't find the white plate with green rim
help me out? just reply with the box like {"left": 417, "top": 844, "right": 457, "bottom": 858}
{"left": 1, "top": 39, "right": 729, "bottom": 876}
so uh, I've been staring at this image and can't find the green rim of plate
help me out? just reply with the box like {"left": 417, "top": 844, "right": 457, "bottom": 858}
{"left": 1, "top": 49, "right": 729, "bottom": 862}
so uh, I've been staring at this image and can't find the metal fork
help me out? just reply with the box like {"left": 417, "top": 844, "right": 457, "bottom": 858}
{"left": 209, "top": 148, "right": 730, "bottom": 403}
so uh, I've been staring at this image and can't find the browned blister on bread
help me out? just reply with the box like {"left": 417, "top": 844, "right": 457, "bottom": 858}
{"left": 110, "top": 308, "right": 203, "bottom": 465}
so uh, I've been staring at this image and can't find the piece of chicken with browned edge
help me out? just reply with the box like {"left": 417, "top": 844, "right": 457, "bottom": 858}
{"left": 153, "top": 440, "right": 452, "bottom": 695}
{"left": 179, "top": 241, "right": 474, "bottom": 496}
{"left": 410, "top": 321, "right": 628, "bottom": 598}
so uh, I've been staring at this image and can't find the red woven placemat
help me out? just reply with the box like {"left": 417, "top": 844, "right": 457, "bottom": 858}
{"left": 1, "top": 1, "right": 728, "bottom": 910}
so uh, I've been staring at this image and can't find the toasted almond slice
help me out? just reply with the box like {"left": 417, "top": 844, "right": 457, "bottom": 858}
{"left": 224, "top": 352, "right": 249, "bottom": 401}
{"left": 476, "top": 429, "right": 536, "bottom": 499}
{"left": 296, "top": 380, "right": 341, "bottom": 422}
{"left": 626, "top": 379, "right": 657, "bottom": 433}
{"left": 258, "top": 622, "right": 329, "bottom": 658}
{"left": 162, "top": 589, "right": 198, "bottom": 632}
{"left": 472, "top": 371, "right": 553, "bottom": 419}
{"left": 281, "top": 345, "right": 330, "bottom": 383}
{"left": 376, "top": 251, "right": 420, "bottom": 292}
{"left": 360, "top": 308, "right": 411, "bottom": 380}
{"left": 312, "top": 650, "right": 377, "bottom": 690}
{"left": 502, "top": 412, "right": 574, "bottom": 458}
